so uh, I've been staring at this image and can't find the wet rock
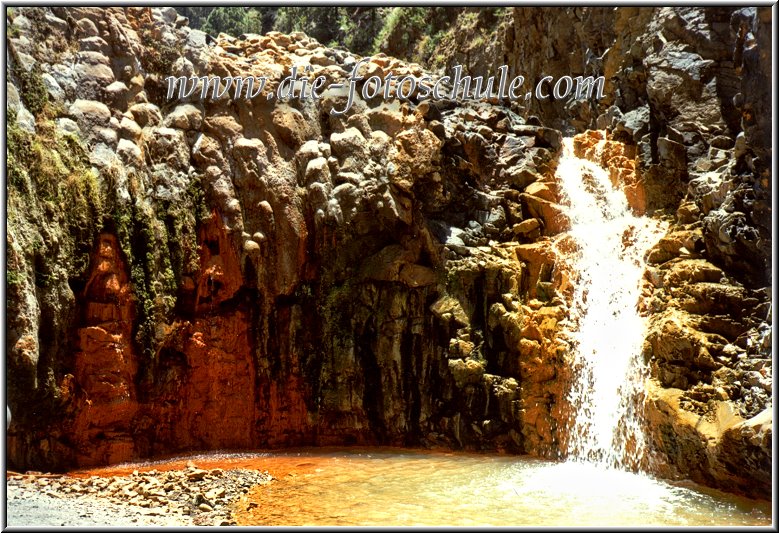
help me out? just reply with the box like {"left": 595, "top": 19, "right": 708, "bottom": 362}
{"left": 69, "top": 234, "right": 138, "bottom": 467}
{"left": 519, "top": 194, "right": 568, "bottom": 235}
{"left": 614, "top": 105, "right": 650, "bottom": 141}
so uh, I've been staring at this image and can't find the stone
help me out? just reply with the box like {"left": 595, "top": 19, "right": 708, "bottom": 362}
{"left": 118, "top": 117, "right": 142, "bottom": 142}
{"left": 13, "top": 107, "right": 36, "bottom": 133}
{"left": 512, "top": 218, "right": 541, "bottom": 236}
{"left": 117, "top": 139, "right": 143, "bottom": 168}
{"left": 271, "top": 105, "right": 312, "bottom": 148}
{"left": 243, "top": 240, "right": 261, "bottom": 255}
{"left": 430, "top": 296, "right": 469, "bottom": 327}
{"left": 104, "top": 81, "right": 129, "bottom": 107}
{"left": 448, "top": 359, "right": 485, "bottom": 388}
{"left": 76, "top": 18, "right": 99, "bottom": 38}
{"left": 733, "top": 132, "right": 747, "bottom": 159}
{"left": 304, "top": 157, "right": 331, "bottom": 186}
{"left": 398, "top": 264, "right": 437, "bottom": 288}
{"left": 144, "top": 127, "right": 189, "bottom": 170}
{"left": 156, "top": 6, "right": 177, "bottom": 24}
{"left": 206, "top": 486, "right": 226, "bottom": 500}
{"left": 69, "top": 99, "right": 111, "bottom": 128}
{"left": 74, "top": 61, "right": 115, "bottom": 91}
{"left": 330, "top": 127, "right": 368, "bottom": 160}
{"left": 519, "top": 194, "right": 568, "bottom": 235}
{"left": 41, "top": 73, "right": 65, "bottom": 101}
{"left": 129, "top": 103, "right": 162, "bottom": 128}
{"left": 524, "top": 182, "right": 556, "bottom": 203}
{"left": 203, "top": 116, "right": 244, "bottom": 141}
{"left": 80, "top": 36, "right": 111, "bottom": 55}
{"left": 615, "top": 105, "right": 650, "bottom": 140}
{"left": 164, "top": 104, "right": 203, "bottom": 131}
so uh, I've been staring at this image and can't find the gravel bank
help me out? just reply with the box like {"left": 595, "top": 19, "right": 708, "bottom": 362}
{"left": 6, "top": 465, "right": 273, "bottom": 527}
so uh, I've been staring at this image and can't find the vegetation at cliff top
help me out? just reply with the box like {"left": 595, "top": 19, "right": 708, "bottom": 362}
{"left": 176, "top": 7, "right": 506, "bottom": 63}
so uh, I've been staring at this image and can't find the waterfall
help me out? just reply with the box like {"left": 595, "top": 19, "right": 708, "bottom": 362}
{"left": 554, "top": 137, "right": 667, "bottom": 470}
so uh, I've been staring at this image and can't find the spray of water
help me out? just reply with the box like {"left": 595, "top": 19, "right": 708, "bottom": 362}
{"left": 554, "top": 137, "right": 667, "bottom": 470}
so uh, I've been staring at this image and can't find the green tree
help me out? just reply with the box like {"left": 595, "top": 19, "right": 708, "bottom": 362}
{"left": 176, "top": 7, "right": 215, "bottom": 29}
{"left": 201, "top": 7, "right": 251, "bottom": 37}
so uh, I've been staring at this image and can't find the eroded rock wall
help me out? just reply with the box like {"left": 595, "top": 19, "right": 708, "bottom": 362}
{"left": 5, "top": 6, "right": 771, "bottom": 500}
{"left": 6, "top": 7, "right": 571, "bottom": 471}
{"left": 504, "top": 8, "right": 771, "bottom": 283}
{"left": 573, "top": 129, "right": 771, "bottom": 499}
{"left": 509, "top": 7, "right": 772, "bottom": 499}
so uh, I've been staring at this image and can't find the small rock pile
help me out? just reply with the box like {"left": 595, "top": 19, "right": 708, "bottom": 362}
{"left": 6, "top": 463, "right": 273, "bottom": 526}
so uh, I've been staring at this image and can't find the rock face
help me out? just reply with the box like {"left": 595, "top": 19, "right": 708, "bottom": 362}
{"left": 5, "top": 6, "right": 569, "bottom": 469}
{"left": 503, "top": 7, "right": 771, "bottom": 287}
{"left": 566, "top": 117, "right": 771, "bottom": 501}
{"left": 70, "top": 234, "right": 139, "bottom": 466}
{"left": 501, "top": 7, "right": 772, "bottom": 499}
{"left": 573, "top": 130, "right": 645, "bottom": 215}
{"left": 5, "top": 6, "right": 771, "bottom": 501}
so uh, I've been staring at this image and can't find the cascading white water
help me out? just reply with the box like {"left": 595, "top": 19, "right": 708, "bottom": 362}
{"left": 554, "top": 137, "right": 667, "bottom": 470}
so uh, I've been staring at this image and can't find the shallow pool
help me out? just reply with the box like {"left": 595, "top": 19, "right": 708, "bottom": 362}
{"left": 203, "top": 448, "right": 772, "bottom": 526}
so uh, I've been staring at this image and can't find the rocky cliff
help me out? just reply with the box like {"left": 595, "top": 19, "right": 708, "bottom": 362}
{"left": 5, "top": 6, "right": 772, "bottom": 500}
{"left": 498, "top": 7, "right": 772, "bottom": 499}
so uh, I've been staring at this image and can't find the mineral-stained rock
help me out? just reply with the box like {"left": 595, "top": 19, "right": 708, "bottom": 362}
{"left": 4, "top": 6, "right": 770, "bottom": 503}
{"left": 644, "top": 382, "right": 771, "bottom": 500}
{"left": 519, "top": 194, "right": 569, "bottom": 236}
{"left": 70, "top": 234, "right": 139, "bottom": 467}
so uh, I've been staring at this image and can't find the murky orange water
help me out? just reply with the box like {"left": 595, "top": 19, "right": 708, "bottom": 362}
{"left": 74, "top": 448, "right": 771, "bottom": 526}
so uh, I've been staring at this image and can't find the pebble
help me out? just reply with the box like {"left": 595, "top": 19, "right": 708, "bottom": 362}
{"left": 6, "top": 466, "right": 272, "bottom": 527}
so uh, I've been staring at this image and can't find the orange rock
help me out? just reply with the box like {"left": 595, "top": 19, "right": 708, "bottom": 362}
{"left": 146, "top": 313, "right": 258, "bottom": 451}
{"left": 573, "top": 129, "right": 647, "bottom": 215}
{"left": 514, "top": 241, "right": 565, "bottom": 300}
{"left": 519, "top": 193, "right": 570, "bottom": 235}
{"left": 70, "top": 234, "right": 139, "bottom": 467}
{"left": 195, "top": 212, "right": 243, "bottom": 313}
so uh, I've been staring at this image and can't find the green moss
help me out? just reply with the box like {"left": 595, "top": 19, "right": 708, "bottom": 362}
{"left": 110, "top": 172, "right": 207, "bottom": 361}
{"left": 12, "top": 62, "right": 48, "bottom": 117}
{"left": 138, "top": 26, "right": 181, "bottom": 75}
{"left": 421, "top": 30, "right": 444, "bottom": 59}
{"left": 4, "top": 110, "right": 192, "bottom": 415}
{"left": 7, "top": 269, "right": 24, "bottom": 289}
{"left": 321, "top": 279, "right": 356, "bottom": 343}
{"left": 373, "top": 7, "right": 402, "bottom": 51}
{"left": 6, "top": 109, "right": 109, "bottom": 427}
{"left": 7, "top": 113, "right": 202, "bottom": 367}
{"left": 7, "top": 116, "right": 104, "bottom": 281}
{"left": 460, "top": 11, "right": 479, "bottom": 26}
{"left": 372, "top": 7, "right": 448, "bottom": 61}
{"left": 7, "top": 116, "right": 31, "bottom": 193}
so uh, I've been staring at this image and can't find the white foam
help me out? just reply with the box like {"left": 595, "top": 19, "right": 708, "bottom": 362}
{"left": 554, "top": 137, "right": 667, "bottom": 469}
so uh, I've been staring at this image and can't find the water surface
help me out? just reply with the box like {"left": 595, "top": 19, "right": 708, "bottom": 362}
{"left": 213, "top": 449, "right": 770, "bottom": 526}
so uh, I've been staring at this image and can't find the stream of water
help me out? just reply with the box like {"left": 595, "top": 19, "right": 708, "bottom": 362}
{"left": 554, "top": 137, "right": 667, "bottom": 469}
